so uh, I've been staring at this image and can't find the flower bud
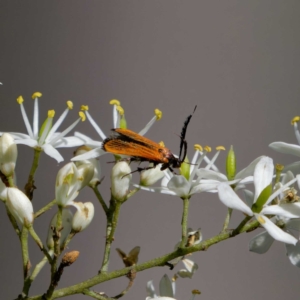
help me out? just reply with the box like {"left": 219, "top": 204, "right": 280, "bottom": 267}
{"left": 71, "top": 202, "right": 94, "bottom": 232}
{"left": 111, "top": 161, "right": 132, "bottom": 201}
{"left": 6, "top": 187, "right": 33, "bottom": 225}
{"left": 0, "top": 133, "right": 17, "bottom": 177}
{"left": 55, "top": 162, "right": 80, "bottom": 207}
{"left": 226, "top": 145, "right": 236, "bottom": 180}
{"left": 74, "top": 146, "right": 101, "bottom": 186}
{"left": 47, "top": 209, "right": 73, "bottom": 249}
{"left": 0, "top": 179, "right": 7, "bottom": 201}
{"left": 140, "top": 164, "right": 164, "bottom": 186}
{"left": 77, "top": 164, "right": 94, "bottom": 190}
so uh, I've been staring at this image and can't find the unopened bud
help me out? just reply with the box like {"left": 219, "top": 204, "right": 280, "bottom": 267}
{"left": 71, "top": 202, "right": 94, "bottom": 232}
{"left": 6, "top": 187, "right": 33, "bottom": 225}
{"left": 111, "top": 162, "right": 132, "bottom": 201}
{"left": 55, "top": 162, "right": 80, "bottom": 206}
{"left": 77, "top": 164, "right": 94, "bottom": 190}
{"left": 0, "top": 133, "right": 17, "bottom": 177}
{"left": 140, "top": 164, "right": 164, "bottom": 186}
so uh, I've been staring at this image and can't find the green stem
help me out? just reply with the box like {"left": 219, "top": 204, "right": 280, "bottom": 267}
{"left": 92, "top": 186, "right": 108, "bottom": 214}
{"left": 27, "top": 224, "right": 53, "bottom": 264}
{"left": 222, "top": 208, "right": 233, "bottom": 233}
{"left": 34, "top": 199, "right": 57, "bottom": 218}
{"left": 29, "top": 218, "right": 260, "bottom": 300}
{"left": 180, "top": 197, "right": 190, "bottom": 248}
{"left": 44, "top": 206, "right": 63, "bottom": 299}
{"left": 20, "top": 227, "right": 30, "bottom": 280}
{"left": 100, "top": 200, "right": 122, "bottom": 273}
{"left": 82, "top": 289, "right": 114, "bottom": 300}
{"left": 25, "top": 148, "right": 42, "bottom": 200}
{"left": 23, "top": 250, "right": 54, "bottom": 296}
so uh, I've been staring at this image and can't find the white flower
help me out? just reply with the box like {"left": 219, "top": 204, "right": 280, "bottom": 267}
{"left": 269, "top": 116, "right": 300, "bottom": 173}
{"left": 177, "top": 258, "right": 198, "bottom": 278}
{"left": 249, "top": 218, "right": 300, "bottom": 267}
{"left": 72, "top": 101, "right": 162, "bottom": 161}
{"left": 71, "top": 202, "right": 94, "bottom": 232}
{"left": 1, "top": 93, "right": 85, "bottom": 163}
{"left": 140, "top": 163, "right": 165, "bottom": 186}
{"left": 134, "top": 145, "right": 222, "bottom": 199}
{"left": 0, "top": 133, "right": 17, "bottom": 177}
{"left": 146, "top": 274, "right": 176, "bottom": 300}
{"left": 47, "top": 209, "right": 73, "bottom": 249}
{"left": 218, "top": 156, "right": 300, "bottom": 245}
{"left": 111, "top": 161, "right": 132, "bottom": 201}
{"left": 6, "top": 187, "right": 33, "bottom": 225}
{"left": 55, "top": 162, "right": 81, "bottom": 207}
{"left": 196, "top": 156, "right": 265, "bottom": 193}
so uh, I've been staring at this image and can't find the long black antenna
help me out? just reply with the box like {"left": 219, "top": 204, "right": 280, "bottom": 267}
{"left": 178, "top": 105, "right": 197, "bottom": 160}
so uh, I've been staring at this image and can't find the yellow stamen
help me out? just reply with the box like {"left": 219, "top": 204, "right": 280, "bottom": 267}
{"left": 204, "top": 146, "right": 212, "bottom": 153}
{"left": 194, "top": 144, "right": 203, "bottom": 152}
{"left": 17, "top": 95, "right": 24, "bottom": 104}
{"left": 154, "top": 109, "right": 162, "bottom": 120}
{"left": 66, "top": 101, "right": 73, "bottom": 110}
{"left": 276, "top": 164, "right": 284, "bottom": 171}
{"left": 48, "top": 110, "right": 55, "bottom": 118}
{"left": 291, "top": 116, "right": 300, "bottom": 125}
{"left": 110, "top": 99, "right": 121, "bottom": 106}
{"left": 116, "top": 105, "right": 124, "bottom": 116}
{"left": 79, "top": 111, "right": 86, "bottom": 121}
{"left": 32, "top": 92, "right": 42, "bottom": 99}
{"left": 159, "top": 141, "right": 165, "bottom": 147}
{"left": 192, "top": 289, "right": 201, "bottom": 295}
{"left": 172, "top": 274, "right": 178, "bottom": 282}
{"left": 257, "top": 215, "right": 266, "bottom": 224}
{"left": 81, "top": 105, "right": 89, "bottom": 111}
{"left": 216, "top": 146, "right": 225, "bottom": 151}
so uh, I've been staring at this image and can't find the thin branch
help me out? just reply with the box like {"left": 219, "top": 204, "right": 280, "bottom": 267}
{"left": 92, "top": 186, "right": 108, "bottom": 214}
{"left": 179, "top": 197, "right": 190, "bottom": 248}
{"left": 24, "top": 148, "right": 42, "bottom": 200}
{"left": 34, "top": 199, "right": 56, "bottom": 218}
{"left": 29, "top": 217, "right": 260, "bottom": 300}
{"left": 221, "top": 208, "right": 233, "bottom": 233}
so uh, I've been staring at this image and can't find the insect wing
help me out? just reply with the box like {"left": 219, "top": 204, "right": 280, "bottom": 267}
{"left": 103, "top": 138, "right": 166, "bottom": 162}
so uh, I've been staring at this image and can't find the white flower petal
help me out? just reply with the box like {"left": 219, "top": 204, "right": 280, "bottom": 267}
{"left": 253, "top": 157, "right": 273, "bottom": 201}
{"left": 74, "top": 131, "right": 103, "bottom": 147}
{"left": 243, "top": 190, "right": 254, "bottom": 208}
{"left": 15, "top": 139, "right": 38, "bottom": 147}
{"left": 285, "top": 242, "right": 300, "bottom": 267}
{"left": 86, "top": 111, "right": 107, "bottom": 140}
{"left": 43, "top": 144, "right": 64, "bottom": 163}
{"left": 167, "top": 176, "right": 190, "bottom": 198}
{"left": 261, "top": 203, "right": 300, "bottom": 219}
{"left": 218, "top": 183, "right": 253, "bottom": 216}
{"left": 197, "top": 169, "right": 228, "bottom": 181}
{"left": 285, "top": 219, "right": 300, "bottom": 231}
{"left": 146, "top": 280, "right": 157, "bottom": 298}
{"left": 159, "top": 274, "right": 174, "bottom": 298}
{"left": 181, "top": 258, "right": 198, "bottom": 274}
{"left": 52, "top": 136, "right": 85, "bottom": 148}
{"left": 284, "top": 161, "right": 300, "bottom": 175}
{"left": 33, "top": 98, "right": 39, "bottom": 138}
{"left": 235, "top": 156, "right": 264, "bottom": 180}
{"left": 269, "top": 142, "right": 300, "bottom": 157}
{"left": 139, "top": 115, "right": 156, "bottom": 136}
{"left": 249, "top": 231, "right": 274, "bottom": 254}
{"left": 256, "top": 214, "right": 297, "bottom": 245}
{"left": 282, "top": 171, "right": 295, "bottom": 185}
{"left": 71, "top": 147, "right": 105, "bottom": 161}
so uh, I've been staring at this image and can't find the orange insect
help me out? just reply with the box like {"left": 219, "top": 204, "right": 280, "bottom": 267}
{"left": 102, "top": 106, "right": 196, "bottom": 173}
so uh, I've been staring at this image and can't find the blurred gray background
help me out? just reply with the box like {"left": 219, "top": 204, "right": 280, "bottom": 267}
{"left": 1, "top": 1, "right": 300, "bottom": 299}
